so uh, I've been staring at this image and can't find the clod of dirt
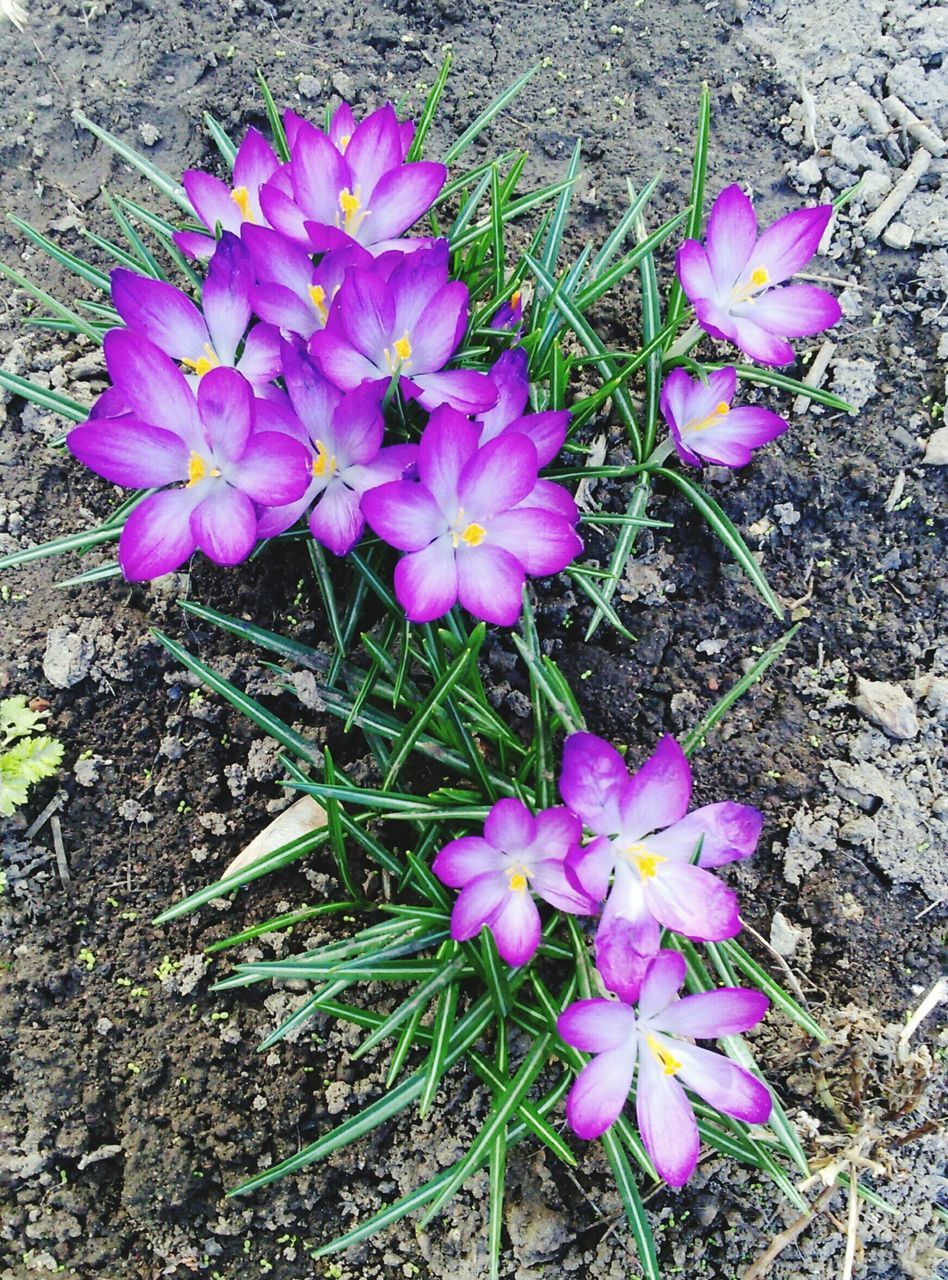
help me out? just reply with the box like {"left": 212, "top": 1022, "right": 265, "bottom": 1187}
{"left": 922, "top": 425, "right": 948, "bottom": 464}
{"left": 853, "top": 677, "right": 919, "bottom": 739}
{"left": 42, "top": 624, "right": 94, "bottom": 689}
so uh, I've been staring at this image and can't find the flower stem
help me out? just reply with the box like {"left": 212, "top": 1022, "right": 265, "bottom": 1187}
{"left": 664, "top": 320, "right": 703, "bottom": 363}
{"left": 643, "top": 438, "right": 676, "bottom": 470}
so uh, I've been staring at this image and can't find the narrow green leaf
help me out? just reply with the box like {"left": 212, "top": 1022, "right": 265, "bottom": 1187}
{"left": 0, "top": 259, "right": 102, "bottom": 342}
{"left": 443, "top": 64, "right": 540, "bottom": 164}
{"left": 7, "top": 214, "right": 110, "bottom": 291}
{"left": 0, "top": 524, "right": 119, "bottom": 571}
{"left": 666, "top": 81, "right": 711, "bottom": 333}
{"left": 583, "top": 478, "right": 652, "bottom": 641}
{"left": 600, "top": 1128, "right": 660, "bottom": 1280}
{"left": 256, "top": 69, "right": 290, "bottom": 162}
{"left": 407, "top": 53, "right": 452, "bottom": 161}
{"left": 632, "top": 181, "right": 663, "bottom": 458}
{"left": 72, "top": 110, "right": 192, "bottom": 212}
{"left": 731, "top": 363, "right": 854, "bottom": 413}
{"left": 177, "top": 598, "right": 324, "bottom": 671}
{"left": 203, "top": 112, "right": 238, "bottom": 167}
{"left": 354, "top": 950, "right": 465, "bottom": 1060}
{"left": 418, "top": 961, "right": 461, "bottom": 1116}
{"left": 717, "top": 938, "right": 827, "bottom": 1042}
{"left": 322, "top": 749, "right": 363, "bottom": 903}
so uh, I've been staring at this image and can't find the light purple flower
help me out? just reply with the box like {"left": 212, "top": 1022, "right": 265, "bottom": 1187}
{"left": 175, "top": 127, "right": 281, "bottom": 260}
{"left": 659, "top": 366, "right": 788, "bottom": 468}
{"left": 66, "top": 331, "right": 310, "bottom": 579}
{"left": 309, "top": 244, "right": 496, "bottom": 415}
{"left": 284, "top": 101, "right": 415, "bottom": 163}
{"left": 362, "top": 407, "right": 582, "bottom": 626}
{"left": 561, "top": 734, "right": 761, "bottom": 998}
{"left": 111, "top": 233, "right": 280, "bottom": 395}
{"left": 260, "top": 102, "right": 445, "bottom": 255}
{"left": 676, "top": 185, "right": 842, "bottom": 366}
{"left": 432, "top": 797, "right": 595, "bottom": 966}
{"left": 558, "top": 950, "right": 771, "bottom": 1184}
{"left": 242, "top": 225, "right": 373, "bottom": 342}
{"left": 257, "top": 345, "right": 416, "bottom": 555}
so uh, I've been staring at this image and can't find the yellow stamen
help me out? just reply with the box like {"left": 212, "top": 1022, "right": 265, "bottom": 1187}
{"left": 686, "top": 400, "right": 731, "bottom": 433}
{"left": 384, "top": 332, "right": 413, "bottom": 373}
{"left": 230, "top": 186, "right": 255, "bottom": 223}
{"left": 394, "top": 334, "right": 412, "bottom": 362}
{"left": 181, "top": 343, "right": 221, "bottom": 378}
{"left": 625, "top": 842, "right": 667, "bottom": 880}
{"left": 750, "top": 265, "right": 769, "bottom": 288}
{"left": 510, "top": 290, "right": 521, "bottom": 309}
{"left": 339, "top": 133, "right": 352, "bottom": 152}
{"left": 186, "top": 452, "right": 220, "bottom": 487}
{"left": 731, "top": 263, "right": 771, "bottom": 305}
{"left": 308, "top": 284, "right": 328, "bottom": 322}
{"left": 312, "top": 440, "right": 336, "bottom": 479}
{"left": 509, "top": 872, "right": 528, "bottom": 893}
{"left": 461, "top": 522, "right": 486, "bottom": 547}
{"left": 338, "top": 185, "right": 367, "bottom": 236}
{"left": 646, "top": 1033, "right": 682, "bottom": 1076}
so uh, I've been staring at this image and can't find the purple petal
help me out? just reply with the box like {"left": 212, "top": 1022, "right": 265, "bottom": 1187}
{"left": 696, "top": 299, "right": 795, "bottom": 366}
{"left": 566, "top": 835, "right": 616, "bottom": 903}
{"left": 407, "top": 282, "right": 470, "bottom": 372}
{"left": 227, "top": 432, "right": 311, "bottom": 506}
{"left": 483, "top": 797, "right": 535, "bottom": 853}
{"left": 309, "top": 328, "right": 384, "bottom": 389}
{"left": 644, "top": 861, "right": 740, "bottom": 941}
{"left": 345, "top": 103, "right": 404, "bottom": 200}
{"left": 530, "top": 859, "right": 597, "bottom": 915}
{"left": 738, "top": 283, "right": 842, "bottom": 339}
{"left": 557, "top": 999, "right": 636, "bottom": 1053}
{"left": 488, "top": 508, "right": 581, "bottom": 575}
{"left": 362, "top": 480, "right": 445, "bottom": 551}
{"left": 490, "top": 888, "right": 542, "bottom": 966}
{"left": 346, "top": 442, "right": 418, "bottom": 495}
{"left": 751, "top": 204, "right": 834, "bottom": 285}
{"left": 232, "top": 126, "right": 280, "bottom": 196}
{"left": 413, "top": 369, "right": 497, "bottom": 415}
{"left": 252, "top": 283, "right": 318, "bottom": 338}
{"left": 458, "top": 434, "right": 538, "bottom": 519}
{"left": 203, "top": 232, "right": 253, "bottom": 365}
{"left": 599, "top": 863, "right": 662, "bottom": 956}
{"left": 173, "top": 229, "right": 216, "bottom": 260}
{"left": 433, "top": 836, "right": 505, "bottom": 888}
{"left": 656, "top": 987, "right": 769, "bottom": 1040}
{"left": 394, "top": 538, "right": 458, "bottom": 622}
{"left": 330, "top": 383, "right": 384, "bottom": 468}
{"left": 103, "top": 329, "right": 201, "bottom": 445}
{"left": 501, "top": 410, "right": 570, "bottom": 468}
{"left": 594, "top": 921, "right": 657, "bottom": 1004}
{"left": 672, "top": 1042, "right": 772, "bottom": 1124}
{"left": 519, "top": 478, "right": 579, "bottom": 523}
{"left": 110, "top": 269, "right": 208, "bottom": 359}
{"left": 68, "top": 418, "right": 188, "bottom": 487}
{"left": 417, "top": 408, "right": 480, "bottom": 515}
{"left": 619, "top": 735, "right": 692, "bottom": 840}
{"left": 478, "top": 348, "right": 530, "bottom": 438}
{"left": 337, "top": 269, "right": 397, "bottom": 359}
{"left": 647, "top": 802, "right": 762, "bottom": 868}
{"left": 635, "top": 1043, "right": 700, "bottom": 1187}
{"left": 565, "top": 1046, "right": 637, "bottom": 1141}
{"left": 456, "top": 544, "right": 525, "bottom": 626}
{"left": 118, "top": 488, "right": 199, "bottom": 580}
{"left": 705, "top": 184, "right": 757, "bottom": 293}
{"left": 236, "top": 323, "right": 283, "bottom": 386}
{"left": 197, "top": 367, "right": 253, "bottom": 462}
{"left": 682, "top": 406, "right": 788, "bottom": 468}
{"left": 530, "top": 807, "right": 583, "bottom": 861}
{"left": 309, "top": 482, "right": 365, "bottom": 556}
{"left": 362, "top": 163, "right": 447, "bottom": 243}
{"left": 450, "top": 870, "right": 507, "bottom": 941}
{"left": 255, "top": 488, "right": 315, "bottom": 539}
{"left": 190, "top": 484, "right": 257, "bottom": 565}
{"left": 559, "top": 732, "right": 628, "bottom": 836}
{"left": 327, "top": 102, "right": 356, "bottom": 151}
{"left": 636, "top": 949, "right": 687, "bottom": 1019}
{"left": 183, "top": 170, "right": 241, "bottom": 236}
{"left": 290, "top": 123, "right": 350, "bottom": 226}
{"left": 660, "top": 366, "right": 737, "bottom": 434}
{"left": 675, "top": 239, "right": 715, "bottom": 302}
{"left": 258, "top": 180, "right": 312, "bottom": 245}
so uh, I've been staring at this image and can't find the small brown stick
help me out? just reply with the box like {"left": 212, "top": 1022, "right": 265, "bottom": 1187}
{"left": 792, "top": 340, "right": 836, "bottom": 416}
{"left": 863, "top": 148, "right": 932, "bottom": 241}
{"left": 882, "top": 94, "right": 947, "bottom": 158}
{"left": 25, "top": 789, "right": 66, "bottom": 840}
{"left": 741, "top": 1184, "right": 838, "bottom": 1280}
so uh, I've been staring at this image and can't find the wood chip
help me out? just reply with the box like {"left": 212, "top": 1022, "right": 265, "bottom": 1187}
{"left": 221, "top": 795, "right": 327, "bottom": 879}
{"left": 792, "top": 340, "right": 836, "bottom": 416}
{"left": 25, "top": 789, "right": 66, "bottom": 840}
{"left": 863, "top": 148, "right": 932, "bottom": 241}
{"left": 51, "top": 815, "right": 71, "bottom": 886}
{"left": 883, "top": 93, "right": 947, "bottom": 158}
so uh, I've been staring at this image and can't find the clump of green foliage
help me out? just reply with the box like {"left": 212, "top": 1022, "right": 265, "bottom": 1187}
{"left": 0, "top": 696, "right": 64, "bottom": 816}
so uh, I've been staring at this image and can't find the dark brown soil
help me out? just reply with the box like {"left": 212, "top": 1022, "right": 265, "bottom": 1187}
{"left": 1, "top": 3, "right": 945, "bottom": 1279}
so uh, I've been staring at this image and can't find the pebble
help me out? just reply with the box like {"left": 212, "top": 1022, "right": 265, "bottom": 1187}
{"left": 297, "top": 74, "right": 320, "bottom": 100}
{"left": 331, "top": 70, "right": 355, "bottom": 99}
{"left": 138, "top": 123, "right": 161, "bottom": 147}
{"left": 770, "top": 911, "right": 804, "bottom": 958}
{"left": 922, "top": 426, "right": 948, "bottom": 465}
{"left": 42, "top": 625, "right": 94, "bottom": 689}
{"left": 858, "top": 170, "right": 894, "bottom": 210}
{"left": 795, "top": 156, "right": 823, "bottom": 187}
{"left": 853, "top": 678, "right": 919, "bottom": 740}
{"left": 882, "top": 220, "right": 913, "bottom": 249}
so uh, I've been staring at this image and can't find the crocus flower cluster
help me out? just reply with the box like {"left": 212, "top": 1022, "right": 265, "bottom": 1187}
{"left": 64, "top": 101, "right": 582, "bottom": 619}
{"left": 432, "top": 730, "right": 771, "bottom": 1184}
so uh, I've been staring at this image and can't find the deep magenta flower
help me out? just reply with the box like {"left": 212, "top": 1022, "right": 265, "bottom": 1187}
{"left": 489, "top": 288, "right": 524, "bottom": 333}
{"left": 309, "top": 244, "right": 495, "bottom": 415}
{"left": 175, "top": 127, "right": 281, "bottom": 260}
{"left": 676, "top": 185, "right": 841, "bottom": 366}
{"left": 362, "top": 407, "right": 582, "bottom": 626}
{"left": 66, "top": 331, "right": 310, "bottom": 579}
{"left": 432, "top": 798, "right": 595, "bottom": 966}
{"left": 659, "top": 366, "right": 788, "bottom": 468}
{"left": 259, "top": 102, "right": 445, "bottom": 255}
{"left": 557, "top": 950, "right": 771, "bottom": 1184}
{"left": 561, "top": 734, "right": 761, "bottom": 998}
{"left": 111, "top": 234, "right": 280, "bottom": 395}
{"left": 242, "top": 226, "right": 372, "bottom": 342}
{"left": 257, "top": 346, "right": 416, "bottom": 555}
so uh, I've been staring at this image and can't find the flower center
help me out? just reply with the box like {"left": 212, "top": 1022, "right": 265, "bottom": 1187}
{"left": 230, "top": 186, "right": 255, "bottom": 223}
{"left": 308, "top": 284, "right": 329, "bottom": 323}
{"left": 312, "top": 440, "right": 337, "bottom": 479}
{"left": 685, "top": 400, "right": 730, "bottom": 434}
{"left": 449, "top": 509, "right": 487, "bottom": 549}
{"left": 624, "top": 842, "right": 667, "bottom": 880}
{"left": 186, "top": 451, "right": 221, "bottom": 488}
{"left": 507, "top": 866, "right": 529, "bottom": 893}
{"left": 181, "top": 343, "right": 221, "bottom": 378}
{"left": 646, "top": 1033, "right": 682, "bottom": 1076}
{"left": 731, "top": 263, "right": 771, "bottom": 305}
{"left": 383, "top": 332, "right": 413, "bottom": 373}
{"left": 337, "top": 185, "right": 368, "bottom": 236}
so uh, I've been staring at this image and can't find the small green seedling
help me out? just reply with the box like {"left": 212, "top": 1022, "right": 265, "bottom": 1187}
{"left": 0, "top": 696, "right": 64, "bottom": 817}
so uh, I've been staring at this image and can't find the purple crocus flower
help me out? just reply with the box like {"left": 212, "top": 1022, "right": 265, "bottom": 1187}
{"left": 561, "top": 734, "right": 761, "bottom": 999}
{"left": 362, "top": 407, "right": 582, "bottom": 626}
{"left": 257, "top": 346, "right": 416, "bottom": 555}
{"left": 659, "top": 366, "right": 788, "bottom": 468}
{"left": 175, "top": 127, "right": 281, "bottom": 260}
{"left": 66, "top": 331, "right": 310, "bottom": 579}
{"left": 284, "top": 101, "right": 415, "bottom": 162}
{"left": 309, "top": 244, "right": 496, "bottom": 415}
{"left": 242, "top": 225, "right": 373, "bottom": 342}
{"left": 432, "top": 798, "right": 595, "bottom": 966}
{"left": 111, "top": 233, "right": 280, "bottom": 395}
{"left": 557, "top": 950, "right": 771, "bottom": 1185}
{"left": 676, "top": 185, "right": 842, "bottom": 366}
{"left": 259, "top": 102, "right": 445, "bottom": 255}
{"left": 489, "top": 288, "right": 524, "bottom": 333}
